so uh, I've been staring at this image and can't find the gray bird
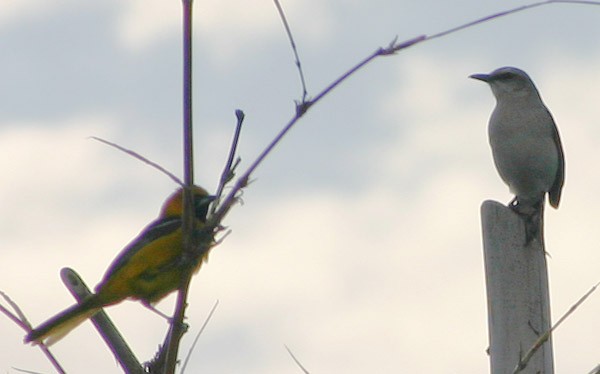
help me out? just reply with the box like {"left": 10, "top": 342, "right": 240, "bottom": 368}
{"left": 470, "top": 67, "right": 565, "bottom": 245}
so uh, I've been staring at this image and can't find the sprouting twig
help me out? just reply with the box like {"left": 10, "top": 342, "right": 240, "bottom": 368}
{"left": 1, "top": 291, "right": 66, "bottom": 374}
{"left": 212, "top": 110, "right": 245, "bottom": 215}
{"left": 0, "top": 291, "right": 30, "bottom": 330}
{"left": 90, "top": 136, "right": 183, "bottom": 186}
{"left": 181, "top": 300, "right": 220, "bottom": 373}
{"left": 273, "top": 0, "right": 308, "bottom": 103}
{"left": 0, "top": 302, "right": 27, "bottom": 330}
{"left": 285, "top": 345, "right": 310, "bottom": 374}
{"left": 513, "top": 281, "right": 600, "bottom": 373}
{"left": 427, "top": 0, "right": 600, "bottom": 42}
{"left": 12, "top": 367, "right": 45, "bottom": 374}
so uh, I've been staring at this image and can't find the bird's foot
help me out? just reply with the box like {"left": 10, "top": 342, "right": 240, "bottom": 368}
{"left": 508, "top": 199, "right": 538, "bottom": 216}
{"left": 142, "top": 302, "right": 189, "bottom": 330}
{"left": 507, "top": 198, "right": 542, "bottom": 246}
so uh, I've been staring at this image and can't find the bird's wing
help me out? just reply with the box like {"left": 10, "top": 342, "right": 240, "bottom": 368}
{"left": 97, "top": 217, "right": 182, "bottom": 289}
{"left": 547, "top": 109, "right": 565, "bottom": 208}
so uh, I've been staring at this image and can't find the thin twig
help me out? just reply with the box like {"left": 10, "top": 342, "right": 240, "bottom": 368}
{"left": 181, "top": 300, "right": 220, "bottom": 373}
{"left": 588, "top": 363, "right": 600, "bottom": 374}
{"left": 212, "top": 110, "right": 244, "bottom": 215}
{"left": 427, "top": 0, "right": 600, "bottom": 42}
{"left": 273, "top": 0, "right": 308, "bottom": 102}
{"left": 0, "top": 291, "right": 66, "bottom": 374}
{"left": 182, "top": 0, "right": 194, "bottom": 189}
{"left": 32, "top": 346, "right": 65, "bottom": 374}
{"left": 90, "top": 136, "right": 183, "bottom": 186}
{"left": 0, "top": 291, "right": 30, "bottom": 330}
{"left": 0, "top": 302, "right": 27, "bottom": 330}
{"left": 164, "top": 0, "right": 196, "bottom": 372}
{"left": 285, "top": 345, "right": 310, "bottom": 374}
{"left": 12, "top": 367, "right": 45, "bottom": 374}
{"left": 513, "top": 281, "right": 600, "bottom": 373}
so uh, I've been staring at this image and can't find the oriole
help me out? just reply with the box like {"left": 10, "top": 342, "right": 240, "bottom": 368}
{"left": 25, "top": 186, "right": 215, "bottom": 345}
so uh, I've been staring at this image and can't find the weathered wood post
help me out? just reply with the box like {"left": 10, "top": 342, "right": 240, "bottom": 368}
{"left": 481, "top": 200, "right": 554, "bottom": 374}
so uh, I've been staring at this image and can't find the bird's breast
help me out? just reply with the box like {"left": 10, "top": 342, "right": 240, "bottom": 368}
{"left": 488, "top": 103, "right": 560, "bottom": 201}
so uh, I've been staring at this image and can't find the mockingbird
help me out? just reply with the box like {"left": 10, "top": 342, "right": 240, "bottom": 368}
{"left": 470, "top": 67, "right": 565, "bottom": 245}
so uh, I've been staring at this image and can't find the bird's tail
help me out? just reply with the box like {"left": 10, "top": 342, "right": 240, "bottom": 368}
{"left": 25, "top": 296, "right": 102, "bottom": 346}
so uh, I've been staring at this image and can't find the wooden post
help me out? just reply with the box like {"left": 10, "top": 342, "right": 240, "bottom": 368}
{"left": 481, "top": 200, "right": 554, "bottom": 374}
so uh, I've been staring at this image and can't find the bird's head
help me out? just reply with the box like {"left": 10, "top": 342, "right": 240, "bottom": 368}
{"left": 469, "top": 66, "right": 540, "bottom": 100}
{"left": 160, "top": 186, "right": 215, "bottom": 222}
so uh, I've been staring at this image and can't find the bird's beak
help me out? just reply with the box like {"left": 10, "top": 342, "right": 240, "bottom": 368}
{"left": 469, "top": 73, "right": 491, "bottom": 82}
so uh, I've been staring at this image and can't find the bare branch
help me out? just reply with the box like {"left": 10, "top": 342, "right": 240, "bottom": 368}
{"left": 273, "top": 0, "right": 309, "bottom": 102}
{"left": 90, "top": 136, "right": 183, "bottom": 186}
{"left": 163, "top": 0, "right": 197, "bottom": 370}
{"left": 212, "top": 111, "right": 245, "bottom": 215}
{"left": 588, "top": 363, "right": 600, "bottom": 374}
{"left": 12, "top": 367, "right": 46, "bottom": 374}
{"left": 0, "top": 291, "right": 30, "bottom": 331}
{"left": 181, "top": 300, "right": 220, "bottom": 373}
{"left": 513, "top": 281, "right": 600, "bottom": 373}
{"left": 0, "top": 291, "right": 66, "bottom": 374}
{"left": 285, "top": 345, "right": 310, "bottom": 374}
{"left": 427, "top": 0, "right": 600, "bottom": 42}
{"left": 60, "top": 268, "right": 143, "bottom": 373}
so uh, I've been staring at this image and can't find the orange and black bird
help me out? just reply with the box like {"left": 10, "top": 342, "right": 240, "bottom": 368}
{"left": 25, "top": 186, "right": 215, "bottom": 345}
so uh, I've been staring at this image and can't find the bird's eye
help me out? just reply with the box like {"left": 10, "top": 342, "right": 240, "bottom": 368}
{"left": 194, "top": 195, "right": 214, "bottom": 221}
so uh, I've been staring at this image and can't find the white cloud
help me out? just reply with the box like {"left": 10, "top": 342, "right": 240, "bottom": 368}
{"left": 116, "top": 0, "right": 180, "bottom": 50}
{"left": 117, "top": 0, "right": 334, "bottom": 64}
{"left": 0, "top": 1, "right": 53, "bottom": 25}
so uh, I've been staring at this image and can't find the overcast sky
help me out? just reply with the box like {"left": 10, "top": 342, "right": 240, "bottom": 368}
{"left": 2, "top": 0, "right": 600, "bottom": 373}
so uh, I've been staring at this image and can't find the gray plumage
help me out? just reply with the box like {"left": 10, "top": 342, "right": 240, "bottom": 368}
{"left": 470, "top": 67, "right": 565, "bottom": 244}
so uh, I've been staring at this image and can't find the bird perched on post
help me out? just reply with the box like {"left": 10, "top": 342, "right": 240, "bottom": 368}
{"left": 25, "top": 186, "right": 215, "bottom": 345}
{"left": 470, "top": 67, "right": 565, "bottom": 245}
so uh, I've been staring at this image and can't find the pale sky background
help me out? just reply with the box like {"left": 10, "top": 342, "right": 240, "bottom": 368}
{"left": 1, "top": 0, "right": 600, "bottom": 373}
